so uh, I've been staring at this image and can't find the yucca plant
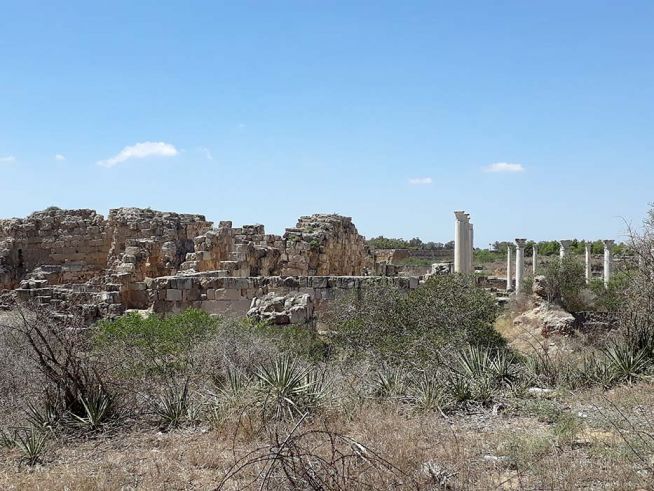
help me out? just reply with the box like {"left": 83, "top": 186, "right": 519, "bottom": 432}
{"left": 447, "top": 375, "right": 473, "bottom": 404}
{"left": 217, "top": 367, "right": 251, "bottom": 399}
{"left": 458, "top": 346, "right": 491, "bottom": 380}
{"left": 14, "top": 428, "right": 48, "bottom": 466}
{"left": 458, "top": 346, "right": 518, "bottom": 386}
{"left": 154, "top": 381, "right": 195, "bottom": 430}
{"left": 0, "top": 429, "right": 16, "bottom": 448}
{"left": 25, "top": 400, "right": 59, "bottom": 433}
{"left": 255, "top": 356, "right": 325, "bottom": 421}
{"left": 373, "top": 367, "right": 407, "bottom": 400}
{"left": 411, "top": 374, "right": 446, "bottom": 412}
{"left": 603, "top": 342, "right": 650, "bottom": 384}
{"left": 67, "top": 389, "right": 114, "bottom": 432}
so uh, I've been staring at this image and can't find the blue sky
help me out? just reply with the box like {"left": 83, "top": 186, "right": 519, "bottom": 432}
{"left": 1, "top": 1, "right": 653, "bottom": 247}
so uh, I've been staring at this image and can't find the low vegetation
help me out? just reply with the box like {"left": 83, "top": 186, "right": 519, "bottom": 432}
{"left": 0, "top": 213, "right": 653, "bottom": 489}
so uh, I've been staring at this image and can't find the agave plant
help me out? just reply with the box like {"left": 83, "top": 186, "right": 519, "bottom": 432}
{"left": 458, "top": 346, "right": 491, "bottom": 380}
{"left": 154, "top": 380, "right": 199, "bottom": 430}
{"left": 67, "top": 389, "right": 114, "bottom": 432}
{"left": 25, "top": 400, "right": 59, "bottom": 433}
{"left": 458, "top": 346, "right": 517, "bottom": 386}
{"left": 603, "top": 342, "right": 650, "bottom": 384}
{"left": 411, "top": 374, "right": 446, "bottom": 412}
{"left": 255, "top": 356, "right": 325, "bottom": 421}
{"left": 0, "top": 428, "right": 16, "bottom": 449}
{"left": 373, "top": 367, "right": 407, "bottom": 400}
{"left": 14, "top": 428, "right": 48, "bottom": 466}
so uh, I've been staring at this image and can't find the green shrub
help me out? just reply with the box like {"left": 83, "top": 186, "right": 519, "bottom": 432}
{"left": 542, "top": 256, "right": 587, "bottom": 311}
{"left": 94, "top": 309, "right": 220, "bottom": 376}
{"left": 330, "top": 275, "right": 503, "bottom": 368}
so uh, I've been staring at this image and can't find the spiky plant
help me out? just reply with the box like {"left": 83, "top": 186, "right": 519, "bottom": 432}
{"left": 14, "top": 428, "right": 48, "bottom": 466}
{"left": 255, "top": 356, "right": 325, "bottom": 421}
{"left": 603, "top": 342, "right": 650, "bottom": 384}
{"left": 25, "top": 400, "right": 59, "bottom": 433}
{"left": 0, "top": 429, "right": 16, "bottom": 449}
{"left": 411, "top": 374, "right": 446, "bottom": 412}
{"left": 373, "top": 367, "right": 407, "bottom": 400}
{"left": 67, "top": 389, "right": 114, "bottom": 432}
{"left": 154, "top": 381, "right": 193, "bottom": 430}
{"left": 458, "top": 346, "right": 491, "bottom": 380}
{"left": 447, "top": 375, "right": 473, "bottom": 404}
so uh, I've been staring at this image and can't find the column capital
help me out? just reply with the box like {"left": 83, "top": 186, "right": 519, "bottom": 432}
{"left": 602, "top": 239, "right": 615, "bottom": 248}
{"left": 454, "top": 211, "right": 468, "bottom": 221}
{"left": 515, "top": 238, "right": 527, "bottom": 249}
{"left": 559, "top": 240, "right": 573, "bottom": 248}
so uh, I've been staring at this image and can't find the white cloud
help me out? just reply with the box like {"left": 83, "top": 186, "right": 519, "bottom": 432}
{"left": 484, "top": 162, "right": 525, "bottom": 173}
{"left": 97, "top": 141, "right": 178, "bottom": 168}
{"left": 0, "top": 155, "right": 16, "bottom": 163}
{"left": 55, "top": 154, "right": 65, "bottom": 161}
{"left": 408, "top": 177, "right": 433, "bottom": 185}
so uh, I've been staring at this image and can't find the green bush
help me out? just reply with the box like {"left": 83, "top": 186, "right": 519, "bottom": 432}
{"left": 94, "top": 309, "right": 220, "bottom": 376}
{"left": 542, "top": 256, "right": 587, "bottom": 311}
{"left": 589, "top": 274, "right": 628, "bottom": 312}
{"left": 329, "top": 275, "right": 503, "bottom": 367}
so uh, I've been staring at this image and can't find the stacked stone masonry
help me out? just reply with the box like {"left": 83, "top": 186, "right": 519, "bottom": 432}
{"left": 1, "top": 207, "right": 398, "bottom": 324}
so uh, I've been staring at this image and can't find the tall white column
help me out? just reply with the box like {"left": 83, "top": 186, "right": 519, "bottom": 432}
{"left": 515, "top": 239, "right": 527, "bottom": 294}
{"left": 468, "top": 222, "right": 474, "bottom": 273}
{"left": 506, "top": 245, "right": 513, "bottom": 291}
{"left": 584, "top": 241, "right": 592, "bottom": 284}
{"left": 559, "top": 240, "right": 572, "bottom": 261}
{"left": 454, "top": 211, "right": 467, "bottom": 273}
{"left": 603, "top": 240, "right": 614, "bottom": 288}
{"left": 532, "top": 244, "right": 537, "bottom": 275}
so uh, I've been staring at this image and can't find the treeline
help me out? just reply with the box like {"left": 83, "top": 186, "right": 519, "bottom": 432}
{"left": 489, "top": 240, "right": 627, "bottom": 256}
{"left": 367, "top": 236, "right": 454, "bottom": 250}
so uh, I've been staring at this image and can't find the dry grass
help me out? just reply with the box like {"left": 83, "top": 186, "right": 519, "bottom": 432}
{"left": 2, "top": 385, "right": 654, "bottom": 490}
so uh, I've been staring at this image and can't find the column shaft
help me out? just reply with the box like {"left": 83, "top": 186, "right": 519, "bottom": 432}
{"left": 506, "top": 246, "right": 513, "bottom": 291}
{"left": 515, "top": 239, "right": 527, "bottom": 294}
{"left": 603, "top": 240, "right": 614, "bottom": 288}
{"left": 585, "top": 242, "right": 592, "bottom": 284}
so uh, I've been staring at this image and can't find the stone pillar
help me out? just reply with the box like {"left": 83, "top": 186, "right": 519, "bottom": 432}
{"left": 584, "top": 241, "right": 592, "bottom": 284}
{"left": 603, "top": 240, "right": 614, "bottom": 288}
{"left": 506, "top": 245, "right": 513, "bottom": 291}
{"left": 468, "top": 222, "right": 474, "bottom": 273}
{"left": 515, "top": 239, "right": 527, "bottom": 294}
{"left": 532, "top": 244, "right": 537, "bottom": 275}
{"left": 559, "top": 240, "right": 572, "bottom": 261}
{"left": 454, "top": 211, "right": 467, "bottom": 273}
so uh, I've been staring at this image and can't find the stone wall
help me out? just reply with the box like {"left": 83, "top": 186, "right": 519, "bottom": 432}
{"left": 1, "top": 207, "right": 412, "bottom": 322}
{"left": 0, "top": 208, "right": 109, "bottom": 289}
{"left": 281, "top": 214, "right": 371, "bottom": 276}
{"left": 147, "top": 274, "right": 419, "bottom": 319}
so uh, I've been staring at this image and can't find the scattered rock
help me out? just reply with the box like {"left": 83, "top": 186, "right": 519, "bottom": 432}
{"left": 247, "top": 292, "right": 314, "bottom": 325}
{"left": 513, "top": 302, "right": 575, "bottom": 336}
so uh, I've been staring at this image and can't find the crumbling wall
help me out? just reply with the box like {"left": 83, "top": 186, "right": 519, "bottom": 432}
{"left": 0, "top": 208, "right": 109, "bottom": 289}
{"left": 180, "top": 222, "right": 283, "bottom": 277}
{"left": 147, "top": 274, "right": 419, "bottom": 319}
{"left": 281, "top": 214, "right": 371, "bottom": 276}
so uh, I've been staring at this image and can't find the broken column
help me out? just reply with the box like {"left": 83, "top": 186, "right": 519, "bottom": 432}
{"left": 468, "top": 221, "right": 474, "bottom": 273}
{"left": 532, "top": 244, "right": 537, "bottom": 275}
{"left": 506, "top": 245, "right": 513, "bottom": 291}
{"left": 515, "top": 239, "right": 527, "bottom": 294}
{"left": 454, "top": 211, "right": 470, "bottom": 273}
{"left": 585, "top": 241, "right": 592, "bottom": 284}
{"left": 559, "top": 240, "right": 572, "bottom": 261}
{"left": 603, "top": 240, "right": 614, "bottom": 288}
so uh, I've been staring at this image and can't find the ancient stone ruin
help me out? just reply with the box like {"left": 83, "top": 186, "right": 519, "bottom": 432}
{"left": 0, "top": 207, "right": 417, "bottom": 324}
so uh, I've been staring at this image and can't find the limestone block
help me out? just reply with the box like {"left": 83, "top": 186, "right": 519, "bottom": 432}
{"left": 166, "top": 289, "right": 182, "bottom": 301}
